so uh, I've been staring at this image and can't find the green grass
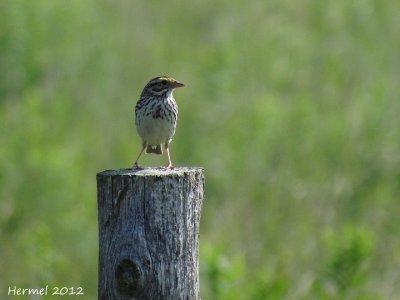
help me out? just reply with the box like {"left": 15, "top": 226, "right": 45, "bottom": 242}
{"left": 1, "top": 0, "right": 400, "bottom": 298}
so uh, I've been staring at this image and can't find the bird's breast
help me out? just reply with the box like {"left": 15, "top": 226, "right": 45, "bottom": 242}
{"left": 136, "top": 114, "right": 177, "bottom": 145}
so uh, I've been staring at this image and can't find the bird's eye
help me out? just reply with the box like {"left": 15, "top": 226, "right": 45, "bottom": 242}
{"left": 161, "top": 80, "right": 167, "bottom": 85}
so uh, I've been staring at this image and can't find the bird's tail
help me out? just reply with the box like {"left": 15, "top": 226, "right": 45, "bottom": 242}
{"left": 146, "top": 145, "right": 163, "bottom": 155}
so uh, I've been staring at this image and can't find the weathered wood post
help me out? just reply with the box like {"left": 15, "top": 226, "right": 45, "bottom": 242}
{"left": 96, "top": 167, "right": 204, "bottom": 300}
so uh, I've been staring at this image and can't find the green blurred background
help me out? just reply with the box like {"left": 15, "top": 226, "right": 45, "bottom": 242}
{"left": 1, "top": 0, "right": 400, "bottom": 299}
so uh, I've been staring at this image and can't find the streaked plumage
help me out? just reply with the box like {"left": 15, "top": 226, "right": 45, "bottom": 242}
{"left": 133, "top": 76, "right": 184, "bottom": 169}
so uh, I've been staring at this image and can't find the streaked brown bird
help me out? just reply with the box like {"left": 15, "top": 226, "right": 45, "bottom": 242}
{"left": 133, "top": 76, "right": 184, "bottom": 169}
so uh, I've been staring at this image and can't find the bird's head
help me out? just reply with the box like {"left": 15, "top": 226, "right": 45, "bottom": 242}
{"left": 142, "top": 76, "right": 184, "bottom": 96}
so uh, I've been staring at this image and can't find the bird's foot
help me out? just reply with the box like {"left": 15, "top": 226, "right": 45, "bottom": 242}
{"left": 133, "top": 162, "right": 143, "bottom": 170}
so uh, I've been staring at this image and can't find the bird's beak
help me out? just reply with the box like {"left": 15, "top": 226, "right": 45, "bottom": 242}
{"left": 173, "top": 81, "right": 184, "bottom": 88}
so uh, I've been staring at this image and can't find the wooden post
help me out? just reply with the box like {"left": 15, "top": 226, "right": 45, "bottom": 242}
{"left": 96, "top": 167, "right": 204, "bottom": 300}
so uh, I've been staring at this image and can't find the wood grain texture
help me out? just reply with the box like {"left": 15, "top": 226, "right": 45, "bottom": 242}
{"left": 97, "top": 167, "right": 204, "bottom": 300}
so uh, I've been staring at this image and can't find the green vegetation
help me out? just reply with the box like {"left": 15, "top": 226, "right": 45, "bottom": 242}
{"left": 1, "top": 0, "right": 399, "bottom": 298}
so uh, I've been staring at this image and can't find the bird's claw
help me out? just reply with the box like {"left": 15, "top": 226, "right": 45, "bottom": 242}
{"left": 133, "top": 162, "right": 143, "bottom": 170}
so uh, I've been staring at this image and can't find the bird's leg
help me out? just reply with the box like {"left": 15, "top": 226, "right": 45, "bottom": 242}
{"left": 165, "top": 142, "right": 173, "bottom": 169}
{"left": 133, "top": 143, "right": 146, "bottom": 169}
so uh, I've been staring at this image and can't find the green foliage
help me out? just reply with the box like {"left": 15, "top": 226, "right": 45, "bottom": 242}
{"left": 324, "top": 227, "right": 373, "bottom": 292}
{"left": 312, "top": 226, "right": 377, "bottom": 299}
{"left": 2, "top": 0, "right": 400, "bottom": 298}
{"left": 201, "top": 244, "right": 246, "bottom": 299}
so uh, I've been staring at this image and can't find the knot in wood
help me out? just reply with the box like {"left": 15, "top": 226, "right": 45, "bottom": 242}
{"left": 115, "top": 259, "right": 142, "bottom": 297}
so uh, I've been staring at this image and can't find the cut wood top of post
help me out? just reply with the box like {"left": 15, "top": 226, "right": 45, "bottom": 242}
{"left": 97, "top": 167, "right": 203, "bottom": 177}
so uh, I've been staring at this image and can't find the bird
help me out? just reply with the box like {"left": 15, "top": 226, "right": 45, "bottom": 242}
{"left": 133, "top": 76, "right": 184, "bottom": 169}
